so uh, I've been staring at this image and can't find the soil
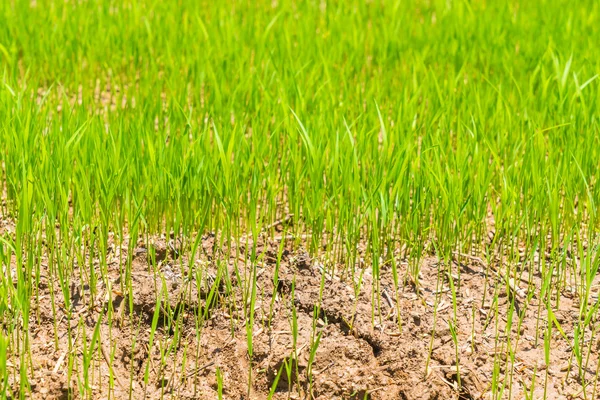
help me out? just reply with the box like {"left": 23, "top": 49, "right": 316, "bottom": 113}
{"left": 2, "top": 220, "right": 598, "bottom": 399}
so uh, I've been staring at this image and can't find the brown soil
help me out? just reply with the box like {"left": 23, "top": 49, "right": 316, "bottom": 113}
{"left": 3, "top": 225, "right": 598, "bottom": 399}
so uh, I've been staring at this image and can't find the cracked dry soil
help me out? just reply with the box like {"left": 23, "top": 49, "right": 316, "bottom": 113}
{"left": 11, "top": 230, "right": 596, "bottom": 400}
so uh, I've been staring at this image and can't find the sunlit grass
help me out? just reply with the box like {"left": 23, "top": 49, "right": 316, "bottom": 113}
{"left": 1, "top": 0, "right": 600, "bottom": 398}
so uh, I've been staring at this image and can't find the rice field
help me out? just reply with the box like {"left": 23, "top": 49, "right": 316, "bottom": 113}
{"left": 1, "top": 0, "right": 600, "bottom": 398}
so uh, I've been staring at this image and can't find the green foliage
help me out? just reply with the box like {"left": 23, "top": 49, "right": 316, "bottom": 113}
{"left": 1, "top": 0, "right": 600, "bottom": 397}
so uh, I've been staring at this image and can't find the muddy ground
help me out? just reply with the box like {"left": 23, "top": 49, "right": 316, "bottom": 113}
{"left": 2, "top": 217, "right": 597, "bottom": 399}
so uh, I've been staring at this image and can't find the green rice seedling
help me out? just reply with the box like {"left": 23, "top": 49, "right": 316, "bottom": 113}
{"left": 306, "top": 302, "right": 324, "bottom": 396}
{"left": 348, "top": 266, "right": 366, "bottom": 331}
{"left": 424, "top": 263, "right": 445, "bottom": 379}
{"left": 81, "top": 311, "right": 103, "bottom": 397}
{"left": 543, "top": 315, "right": 552, "bottom": 400}
{"left": 284, "top": 356, "right": 294, "bottom": 397}
{"left": 503, "top": 290, "right": 518, "bottom": 400}
{"left": 143, "top": 288, "right": 163, "bottom": 392}
{"left": 306, "top": 329, "right": 322, "bottom": 396}
{"left": 201, "top": 263, "right": 223, "bottom": 324}
{"left": 267, "top": 362, "right": 285, "bottom": 400}
{"left": 446, "top": 259, "right": 461, "bottom": 390}
{"left": 388, "top": 247, "right": 403, "bottom": 332}
{"left": 245, "top": 251, "right": 261, "bottom": 396}
{"left": 447, "top": 319, "right": 461, "bottom": 390}
{"left": 593, "top": 345, "right": 600, "bottom": 400}
{"left": 127, "top": 324, "right": 141, "bottom": 400}
{"left": 268, "top": 232, "right": 287, "bottom": 327}
{"left": 0, "top": 333, "right": 8, "bottom": 398}
{"left": 216, "top": 366, "right": 223, "bottom": 399}
{"left": 286, "top": 277, "right": 302, "bottom": 395}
